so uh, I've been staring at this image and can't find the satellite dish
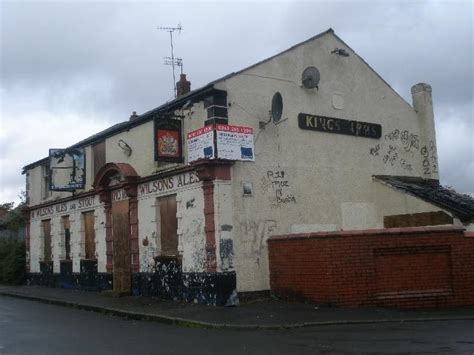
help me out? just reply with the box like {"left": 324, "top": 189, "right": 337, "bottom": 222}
{"left": 302, "top": 66, "right": 320, "bottom": 89}
{"left": 271, "top": 92, "right": 283, "bottom": 123}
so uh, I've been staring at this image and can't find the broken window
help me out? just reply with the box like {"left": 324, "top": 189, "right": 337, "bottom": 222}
{"left": 41, "top": 219, "right": 52, "bottom": 262}
{"left": 82, "top": 211, "right": 96, "bottom": 259}
{"left": 62, "top": 215, "right": 71, "bottom": 260}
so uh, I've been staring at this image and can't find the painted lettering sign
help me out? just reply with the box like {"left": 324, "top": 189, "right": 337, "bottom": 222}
{"left": 31, "top": 196, "right": 97, "bottom": 219}
{"left": 216, "top": 124, "right": 255, "bottom": 161}
{"left": 111, "top": 189, "right": 127, "bottom": 202}
{"left": 138, "top": 171, "right": 200, "bottom": 197}
{"left": 298, "top": 113, "right": 381, "bottom": 139}
{"left": 187, "top": 125, "right": 215, "bottom": 163}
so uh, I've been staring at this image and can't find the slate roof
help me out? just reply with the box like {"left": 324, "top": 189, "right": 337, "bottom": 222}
{"left": 374, "top": 175, "right": 474, "bottom": 222}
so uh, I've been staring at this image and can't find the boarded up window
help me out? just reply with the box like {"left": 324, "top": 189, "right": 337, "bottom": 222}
{"left": 42, "top": 219, "right": 52, "bottom": 262}
{"left": 83, "top": 212, "right": 96, "bottom": 259}
{"left": 92, "top": 140, "right": 106, "bottom": 177}
{"left": 384, "top": 211, "right": 453, "bottom": 228}
{"left": 62, "top": 216, "right": 71, "bottom": 260}
{"left": 159, "top": 195, "right": 178, "bottom": 256}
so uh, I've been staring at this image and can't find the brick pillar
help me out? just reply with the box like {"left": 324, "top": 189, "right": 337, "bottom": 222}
{"left": 99, "top": 190, "right": 113, "bottom": 273}
{"left": 193, "top": 160, "right": 233, "bottom": 273}
{"left": 125, "top": 183, "right": 139, "bottom": 273}
{"left": 203, "top": 180, "right": 217, "bottom": 272}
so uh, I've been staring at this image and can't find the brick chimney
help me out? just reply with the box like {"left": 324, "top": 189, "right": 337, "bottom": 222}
{"left": 176, "top": 74, "right": 191, "bottom": 97}
{"left": 129, "top": 111, "right": 139, "bottom": 121}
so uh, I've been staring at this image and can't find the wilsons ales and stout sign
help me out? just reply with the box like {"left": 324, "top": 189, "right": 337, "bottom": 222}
{"left": 298, "top": 113, "right": 381, "bottom": 139}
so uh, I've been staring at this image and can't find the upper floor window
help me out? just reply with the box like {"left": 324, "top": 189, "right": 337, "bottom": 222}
{"left": 41, "top": 164, "right": 51, "bottom": 200}
{"left": 92, "top": 141, "right": 105, "bottom": 179}
{"left": 41, "top": 219, "right": 52, "bottom": 262}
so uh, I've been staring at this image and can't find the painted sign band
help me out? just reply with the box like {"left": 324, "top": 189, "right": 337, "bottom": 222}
{"left": 31, "top": 195, "right": 98, "bottom": 219}
{"left": 298, "top": 113, "right": 381, "bottom": 139}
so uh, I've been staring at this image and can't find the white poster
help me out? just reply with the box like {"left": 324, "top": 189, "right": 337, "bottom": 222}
{"left": 216, "top": 124, "right": 255, "bottom": 161}
{"left": 187, "top": 125, "right": 215, "bottom": 163}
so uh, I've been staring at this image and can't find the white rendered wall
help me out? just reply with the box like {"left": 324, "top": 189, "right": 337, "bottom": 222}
{"left": 213, "top": 32, "right": 443, "bottom": 292}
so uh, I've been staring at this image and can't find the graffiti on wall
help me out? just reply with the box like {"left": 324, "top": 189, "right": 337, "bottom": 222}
{"left": 261, "top": 170, "right": 296, "bottom": 208}
{"left": 421, "top": 141, "right": 438, "bottom": 175}
{"left": 369, "top": 128, "right": 420, "bottom": 172}
{"left": 240, "top": 219, "right": 276, "bottom": 265}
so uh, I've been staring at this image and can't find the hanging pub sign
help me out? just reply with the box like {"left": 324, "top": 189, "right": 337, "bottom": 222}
{"left": 49, "top": 148, "right": 86, "bottom": 191}
{"left": 154, "top": 118, "right": 183, "bottom": 162}
{"left": 298, "top": 113, "right": 382, "bottom": 139}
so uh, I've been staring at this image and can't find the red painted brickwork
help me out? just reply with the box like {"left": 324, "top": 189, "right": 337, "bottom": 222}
{"left": 268, "top": 226, "right": 474, "bottom": 308}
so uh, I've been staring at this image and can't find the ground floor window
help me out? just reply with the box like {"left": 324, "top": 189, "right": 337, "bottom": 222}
{"left": 62, "top": 215, "right": 71, "bottom": 260}
{"left": 41, "top": 219, "right": 52, "bottom": 262}
{"left": 157, "top": 195, "right": 178, "bottom": 256}
{"left": 82, "top": 211, "right": 96, "bottom": 259}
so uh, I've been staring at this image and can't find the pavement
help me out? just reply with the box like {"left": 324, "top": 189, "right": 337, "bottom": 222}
{"left": 1, "top": 285, "right": 474, "bottom": 329}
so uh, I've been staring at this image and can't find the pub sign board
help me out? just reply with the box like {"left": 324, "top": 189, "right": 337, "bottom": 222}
{"left": 49, "top": 148, "right": 86, "bottom": 191}
{"left": 154, "top": 118, "right": 183, "bottom": 162}
{"left": 298, "top": 113, "right": 381, "bottom": 139}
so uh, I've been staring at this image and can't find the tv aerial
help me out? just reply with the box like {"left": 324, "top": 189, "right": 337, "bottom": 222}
{"left": 158, "top": 24, "right": 183, "bottom": 98}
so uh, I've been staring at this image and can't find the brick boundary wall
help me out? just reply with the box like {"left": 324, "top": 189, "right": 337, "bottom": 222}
{"left": 268, "top": 226, "right": 474, "bottom": 308}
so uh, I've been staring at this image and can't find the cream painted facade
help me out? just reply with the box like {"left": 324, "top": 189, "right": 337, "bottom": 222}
{"left": 24, "top": 29, "right": 465, "bottom": 300}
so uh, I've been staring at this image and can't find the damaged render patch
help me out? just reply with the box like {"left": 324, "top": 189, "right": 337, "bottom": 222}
{"left": 220, "top": 239, "right": 234, "bottom": 271}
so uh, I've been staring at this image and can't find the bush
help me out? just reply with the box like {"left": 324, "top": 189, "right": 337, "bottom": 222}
{"left": 0, "top": 240, "right": 26, "bottom": 285}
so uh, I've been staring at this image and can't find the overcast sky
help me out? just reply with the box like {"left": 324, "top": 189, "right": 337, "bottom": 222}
{"left": 0, "top": 0, "right": 473, "bottom": 205}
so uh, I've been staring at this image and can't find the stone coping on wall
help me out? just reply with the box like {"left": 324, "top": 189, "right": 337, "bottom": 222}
{"left": 268, "top": 225, "right": 466, "bottom": 242}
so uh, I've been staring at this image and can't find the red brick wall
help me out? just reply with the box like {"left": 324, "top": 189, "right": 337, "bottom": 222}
{"left": 268, "top": 226, "right": 474, "bottom": 308}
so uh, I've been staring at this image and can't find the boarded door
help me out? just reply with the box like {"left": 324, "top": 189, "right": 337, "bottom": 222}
{"left": 159, "top": 195, "right": 178, "bottom": 256}
{"left": 83, "top": 212, "right": 96, "bottom": 259}
{"left": 112, "top": 199, "right": 131, "bottom": 293}
{"left": 42, "top": 220, "right": 52, "bottom": 262}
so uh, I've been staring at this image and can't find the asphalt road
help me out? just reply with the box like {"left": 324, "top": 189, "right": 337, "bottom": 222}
{"left": 1, "top": 296, "right": 473, "bottom": 355}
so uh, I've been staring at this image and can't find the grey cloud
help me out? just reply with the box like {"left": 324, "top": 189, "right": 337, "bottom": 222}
{"left": 0, "top": 1, "right": 472, "bottom": 203}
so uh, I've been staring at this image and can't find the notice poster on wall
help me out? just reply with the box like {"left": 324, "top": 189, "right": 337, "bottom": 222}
{"left": 187, "top": 125, "right": 215, "bottom": 163}
{"left": 216, "top": 124, "right": 255, "bottom": 161}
